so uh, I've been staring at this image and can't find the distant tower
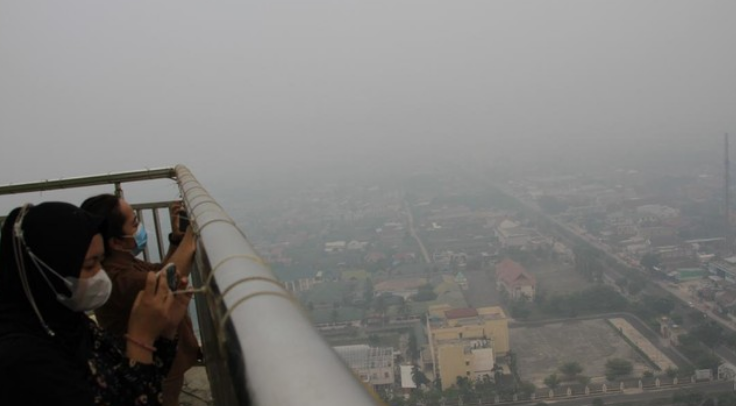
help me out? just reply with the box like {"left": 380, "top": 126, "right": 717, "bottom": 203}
{"left": 726, "top": 133, "right": 731, "bottom": 243}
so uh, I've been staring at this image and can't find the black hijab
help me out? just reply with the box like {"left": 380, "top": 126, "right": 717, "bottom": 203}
{"left": 0, "top": 202, "right": 104, "bottom": 358}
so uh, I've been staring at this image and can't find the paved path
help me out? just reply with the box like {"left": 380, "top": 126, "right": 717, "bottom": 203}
{"left": 608, "top": 318, "right": 677, "bottom": 371}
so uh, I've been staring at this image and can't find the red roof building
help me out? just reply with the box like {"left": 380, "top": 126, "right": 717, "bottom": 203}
{"left": 495, "top": 259, "right": 536, "bottom": 301}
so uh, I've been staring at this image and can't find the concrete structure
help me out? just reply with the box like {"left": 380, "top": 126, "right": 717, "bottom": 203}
{"left": 495, "top": 259, "right": 536, "bottom": 301}
{"left": 399, "top": 364, "right": 417, "bottom": 394}
{"left": 333, "top": 345, "right": 395, "bottom": 387}
{"left": 427, "top": 305, "right": 509, "bottom": 390}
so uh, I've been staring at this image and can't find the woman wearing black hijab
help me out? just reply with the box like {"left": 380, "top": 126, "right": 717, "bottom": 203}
{"left": 0, "top": 202, "right": 191, "bottom": 406}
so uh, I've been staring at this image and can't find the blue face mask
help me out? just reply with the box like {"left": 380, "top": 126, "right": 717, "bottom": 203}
{"left": 125, "top": 224, "right": 148, "bottom": 256}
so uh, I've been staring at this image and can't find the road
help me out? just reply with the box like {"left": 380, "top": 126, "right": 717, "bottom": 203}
{"left": 404, "top": 200, "right": 431, "bottom": 264}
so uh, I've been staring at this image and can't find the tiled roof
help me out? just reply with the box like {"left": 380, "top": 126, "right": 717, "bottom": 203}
{"left": 495, "top": 259, "right": 536, "bottom": 286}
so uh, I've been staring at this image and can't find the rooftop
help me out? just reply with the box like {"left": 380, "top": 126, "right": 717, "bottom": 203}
{"left": 445, "top": 307, "right": 478, "bottom": 320}
{"left": 333, "top": 345, "right": 394, "bottom": 371}
{"left": 496, "top": 259, "right": 536, "bottom": 286}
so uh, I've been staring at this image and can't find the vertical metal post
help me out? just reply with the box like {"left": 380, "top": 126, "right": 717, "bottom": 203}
{"left": 151, "top": 208, "right": 166, "bottom": 261}
{"left": 136, "top": 208, "right": 150, "bottom": 262}
{"left": 114, "top": 182, "right": 124, "bottom": 198}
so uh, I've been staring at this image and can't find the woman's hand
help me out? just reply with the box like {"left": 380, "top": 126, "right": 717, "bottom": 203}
{"left": 126, "top": 272, "right": 171, "bottom": 363}
{"left": 161, "top": 274, "right": 193, "bottom": 339}
{"left": 169, "top": 201, "right": 186, "bottom": 236}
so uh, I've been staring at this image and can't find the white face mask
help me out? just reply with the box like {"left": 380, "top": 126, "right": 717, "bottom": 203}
{"left": 24, "top": 246, "right": 113, "bottom": 312}
{"left": 56, "top": 269, "right": 113, "bottom": 312}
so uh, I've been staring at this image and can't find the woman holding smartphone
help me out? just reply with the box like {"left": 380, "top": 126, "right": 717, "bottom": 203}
{"left": 0, "top": 202, "right": 192, "bottom": 405}
{"left": 81, "top": 194, "right": 199, "bottom": 406}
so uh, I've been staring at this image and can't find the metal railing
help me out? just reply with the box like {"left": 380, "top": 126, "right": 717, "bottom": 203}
{"left": 0, "top": 166, "right": 380, "bottom": 406}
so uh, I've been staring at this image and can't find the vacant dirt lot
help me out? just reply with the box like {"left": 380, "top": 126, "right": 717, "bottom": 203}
{"left": 526, "top": 261, "right": 592, "bottom": 295}
{"left": 510, "top": 319, "right": 651, "bottom": 387}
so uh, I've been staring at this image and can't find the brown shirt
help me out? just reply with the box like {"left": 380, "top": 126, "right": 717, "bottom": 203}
{"left": 96, "top": 250, "right": 199, "bottom": 380}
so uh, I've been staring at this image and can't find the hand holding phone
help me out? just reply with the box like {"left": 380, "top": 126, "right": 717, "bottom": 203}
{"left": 157, "top": 263, "right": 179, "bottom": 291}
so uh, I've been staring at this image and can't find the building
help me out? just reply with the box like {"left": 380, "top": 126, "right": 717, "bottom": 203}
{"left": 659, "top": 316, "right": 684, "bottom": 346}
{"left": 495, "top": 259, "right": 536, "bottom": 301}
{"left": 283, "top": 277, "right": 319, "bottom": 293}
{"left": 399, "top": 364, "right": 417, "bottom": 394}
{"left": 495, "top": 220, "right": 533, "bottom": 248}
{"left": 333, "top": 345, "right": 395, "bottom": 387}
{"left": 708, "top": 257, "right": 736, "bottom": 283}
{"left": 427, "top": 305, "right": 509, "bottom": 390}
{"left": 373, "top": 277, "right": 427, "bottom": 300}
{"left": 455, "top": 271, "right": 468, "bottom": 290}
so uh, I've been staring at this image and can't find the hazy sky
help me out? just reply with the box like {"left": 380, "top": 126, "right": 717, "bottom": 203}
{"left": 1, "top": 1, "right": 735, "bottom": 193}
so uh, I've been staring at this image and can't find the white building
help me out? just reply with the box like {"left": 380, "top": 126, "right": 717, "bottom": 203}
{"left": 333, "top": 345, "right": 395, "bottom": 387}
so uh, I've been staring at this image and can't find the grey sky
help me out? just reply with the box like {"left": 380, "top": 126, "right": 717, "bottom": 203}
{"left": 1, "top": 1, "right": 735, "bottom": 192}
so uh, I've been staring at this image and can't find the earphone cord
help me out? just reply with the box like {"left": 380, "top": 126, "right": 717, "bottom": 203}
{"left": 12, "top": 205, "right": 55, "bottom": 337}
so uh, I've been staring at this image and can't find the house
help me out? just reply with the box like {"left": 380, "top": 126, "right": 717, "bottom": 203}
{"left": 648, "top": 235, "right": 694, "bottom": 260}
{"left": 455, "top": 271, "right": 468, "bottom": 290}
{"left": 324, "top": 241, "right": 347, "bottom": 253}
{"left": 364, "top": 252, "right": 387, "bottom": 264}
{"left": 495, "top": 259, "right": 536, "bottom": 301}
{"left": 347, "top": 240, "right": 369, "bottom": 251}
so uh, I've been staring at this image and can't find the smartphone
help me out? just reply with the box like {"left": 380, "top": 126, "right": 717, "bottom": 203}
{"left": 178, "top": 210, "right": 190, "bottom": 232}
{"left": 162, "top": 263, "right": 178, "bottom": 291}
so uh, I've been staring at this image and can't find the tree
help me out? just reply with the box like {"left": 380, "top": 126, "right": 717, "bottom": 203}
{"left": 672, "top": 389, "right": 705, "bottom": 406}
{"left": 518, "top": 381, "right": 536, "bottom": 397}
{"left": 414, "top": 284, "right": 437, "bottom": 302}
{"left": 576, "top": 375, "right": 591, "bottom": 386}
{"left": 543, "top": 373, "right": 560, "bottom": 390}
{"left": 665, "top": 367, "right": 679, "bottom": 378}
{"left": 558, "top": 362, "right": 583, "bottom": 380}
{"left": 411, "top": 365, "right": 430, "bottom": 388}
{"left": 671, "top": 313, "right": 684, "bottom": 325}
{"left": 640, "top": 253, "right": 661, "bottom": 270}
{"left": 330, "top": 308, "right": 339, "bottom": 324}
{"left": 605, "top": 358, "right": 633, "bottom": 381}
{"left": 510, "top": 299, "right": 532, "bottom": 320}
{"left": 691, "top": 321, "right": 724, "bottom": 348}
{"left": 644, "top": 296, "right": 675, "bottom": 316}
{"left": 717, "top": 392, "right": 736, "bottom": 406}
{"left": 407, "top": 332, "right": 420, "bottom": 362}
